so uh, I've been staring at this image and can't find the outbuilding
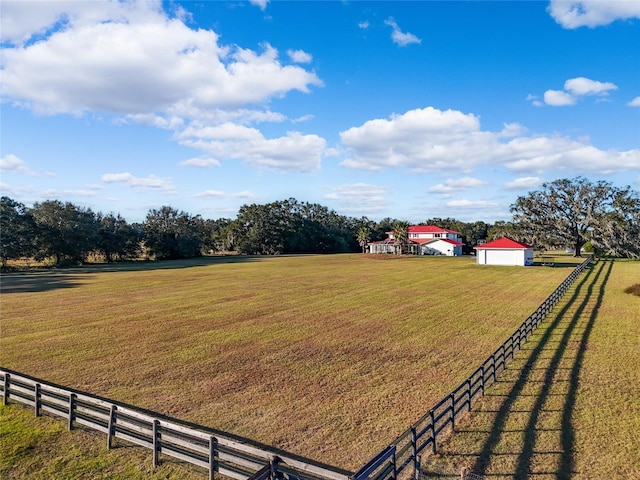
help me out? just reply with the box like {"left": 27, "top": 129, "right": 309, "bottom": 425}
{"left": 474, "top": 237, "right": 534, "bottom": 266}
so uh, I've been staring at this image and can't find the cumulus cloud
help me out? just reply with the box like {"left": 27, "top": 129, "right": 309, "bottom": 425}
{"left": 0, "top": 154, "right": 54, "bottom": 176}
{"left": 564, "top": 77, "right": 617, "bottom": 96}
{"left": 384, "top": 18, "right": 422, "bottom": 46}
{"left": 178, "top": 123, "right": 327, "bottom": 172}
{"left": 249, "top": 0, "right": 269, "bottom": 11}
{"left": 325, "top": 183, "right": 389, "bottom": 215}
{"left": 179, "top": 157, "right": 221, "bottom": 168}
{"left": 503, "top": 177, "right": 544, "bottom": 190}
{"left": 339, "top": 106, "right": 640, "bottom": 175}
{"left": 358, "top": 20, "right": 370, "bottom": 29}
{"left": 543, "top": 89, "right": 577, "bottom": 106}
{"left": 1, "top": 3, "right": 321, "bottom": 118}
{"left": 101, "top": 172, "right": 176, "bottom": 192}
{"left": 194, "top": 190, "right": 253, "bottom": 199}
{"left": 0, "top": 154, "right": 37, "bottom": 175}
{"left": 287, "top": 49, "right": 312, "bottom": 63}
{"left": 628, "top": 96, "right": 640, "bottom": 107}
{"left": 534, "top": 77, "right": 617, "bottom": 106}
{"left": 548, "top": 0, "right": 640, "bottom": 28}
{"left": 428, "top": 177, "right": 489, "bottom": 194}
{"left": 445, "top": 199, "right": 498, "bottom": 209}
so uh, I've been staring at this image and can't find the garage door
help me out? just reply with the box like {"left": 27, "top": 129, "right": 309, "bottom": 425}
{"left": 486, "top": 249, "right": 517, "bottom": 265}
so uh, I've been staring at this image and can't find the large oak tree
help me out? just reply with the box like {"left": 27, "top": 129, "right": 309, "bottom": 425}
{"left": 511, "top": 177, "right": 640, "bottom": 258}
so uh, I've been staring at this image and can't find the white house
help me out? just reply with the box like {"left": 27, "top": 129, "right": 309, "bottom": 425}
{"left": 368, "top": 226, "right": 464, "bottom": 256}
{"left": 474, "top": 237, "right": 534, "bottom": 266}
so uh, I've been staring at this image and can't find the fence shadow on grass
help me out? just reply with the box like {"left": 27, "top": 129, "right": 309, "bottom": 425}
{"left": 423, "top": 258, "right": 612, "bottom": 479}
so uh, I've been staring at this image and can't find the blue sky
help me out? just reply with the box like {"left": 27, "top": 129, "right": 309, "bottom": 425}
{"left": 1, "top": 1, "right": 639, "bottom": 224}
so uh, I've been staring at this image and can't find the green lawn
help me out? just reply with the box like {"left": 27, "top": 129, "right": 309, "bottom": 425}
{"left": 1, "top": 254, "right": 589, "bottom": 473}
{"left": 422, "top": 258, "right": 640, "bottom": 479}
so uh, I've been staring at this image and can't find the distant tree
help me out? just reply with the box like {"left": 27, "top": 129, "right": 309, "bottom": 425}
{"left": 30, "top": 200, "right": 99, "bottom": 266}
{"left": 96, "top": 212, "right": 142, "bottom": 262}
{"left": 392, "top": 221, "right": 409, "bottom": 255}
{"left": 201, "top": 218, "right": 233, "bottom": 253}
{"left": 589, "top": 185, "right": 640, "bottom": 258}
{"left": 486, "top": 221, "right": 520, "bottom": 242}
{"left": 144, "top": 206, "right": 203, "bottom": 260}
{"left": 0, "top": 196, "right": 36, "bottom": 268}
{"left": 356, "top": 227, "right": 371, "bottom": 253}
{"left": 511, "top": 177, "right": 640, "bottom": 257}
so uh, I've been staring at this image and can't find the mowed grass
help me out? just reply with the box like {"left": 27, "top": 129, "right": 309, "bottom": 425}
{"left": 422, "top": 258, "right": 640, "bottom": 479}
{"left": 0, "top": 254, "right": 581, "bottom": 471}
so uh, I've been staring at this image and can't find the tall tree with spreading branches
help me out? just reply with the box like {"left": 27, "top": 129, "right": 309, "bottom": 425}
{"left": 511, "top": 177, "right": 640, "bottom": 258}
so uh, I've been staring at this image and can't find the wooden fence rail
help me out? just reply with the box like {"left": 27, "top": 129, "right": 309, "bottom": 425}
{"left": 352, "top": 255, "right": 593, "bottom": 480}
{"left": 0, "top": 368, "right": 351, "bottom": 480}
{"left": 2, "top": 256, "right": 592, "bottom": 480}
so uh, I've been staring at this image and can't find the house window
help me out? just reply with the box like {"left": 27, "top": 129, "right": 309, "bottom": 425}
{"left": 435, "top": 233, "right": 441, "bottom": 238}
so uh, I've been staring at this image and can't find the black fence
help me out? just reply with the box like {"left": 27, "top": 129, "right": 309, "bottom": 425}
{"left": 0, "top": 368, "right": 350, "bottom": 480}
{"left": 351, "top": 255, "right": 593, "bottom": 480}
{"left": 1, "top": 256, "right": 593, "bottom": 480}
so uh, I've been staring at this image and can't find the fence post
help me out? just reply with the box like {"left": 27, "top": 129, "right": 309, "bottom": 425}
{"left": 209, "top": 436, "right": 217, "bottom": 480}
{"left": 467, "top": 378, "right": 472, "bottom": 411}
{"left": 3, "top": 373, "right": 10, "bottom": 405}
{"left": 68, "top": 393, "right": 76, "bottom": 430}
{"left": 411, "top": 426, "right": 418, "bottom": 479}
{"left": 480, "top": 365, "right": 485, "bottom": 396}
{"left": 152, "top": 419, "right": 160, "bottom": 467}
{"left": 450, "top": 393, "right": 455, "bottom": 431}
{"left": 107, "top": 405, "right": 117, "bottom": 449}
{"left": 34, "top": 383, "right": 41, "bottom": 417}
{"left": 430, "top": 409, "right": 436, "bottom": 454}
{"left": 269, "top": 457, "right": 280, "bottom": 480}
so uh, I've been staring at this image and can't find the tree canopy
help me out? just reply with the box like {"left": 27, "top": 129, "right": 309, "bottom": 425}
{"left": 511, "top": 177, "right": 640, "bottom": 258}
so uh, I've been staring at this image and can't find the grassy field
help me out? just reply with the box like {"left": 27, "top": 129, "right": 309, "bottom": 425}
{"left": 422, "top": 258, "right": 640, "bottom": 479}
{"left": 1, "top": 254, "right": 588, "bottom": 474}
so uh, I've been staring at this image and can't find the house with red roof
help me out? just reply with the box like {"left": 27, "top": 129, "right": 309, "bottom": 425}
{"left": 368, "top": 225, "right": 464, "bottom": 256}
{"left": 474, "top": 237, "right": 534, "bottom": 266}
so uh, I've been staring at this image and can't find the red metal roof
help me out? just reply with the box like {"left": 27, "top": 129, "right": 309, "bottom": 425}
{"left": 409, "top": 225, "right": 459, "bottom": 234}
{"left": 475, "top": 237, "right": 532, "bottom": 249}
{"left": 386, "top": 225, "right": 460, "bottom": 235}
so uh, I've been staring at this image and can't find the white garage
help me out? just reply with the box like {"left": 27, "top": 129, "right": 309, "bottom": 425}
{"left": 475, "top": 237, "right": 534, "bottom": 266}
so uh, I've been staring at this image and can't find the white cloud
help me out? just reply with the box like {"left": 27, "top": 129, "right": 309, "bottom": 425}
{"left": 548, "top": 0, "right": 640, "bottom": 28}
{"left": 428, "top": 177, "right": 489, "bottom": 193}
{"left": 287, "top": 49, "right": 312, "bottom": 64}
{"left": 384, "top": 18, "right": 422, "bottom": 47}
{"left": 180, "top": 124, "right": 327, "bottom": 172}
{"left": 291, "top": 114, "right": 314, "bottom": 123}
{"left": 535, "top": 77, "right": 617, "bottom": 107}
{"left": 101, "top": 172, "right": 176, "bottom": 192}
{"left": 1, "top": 6, "right": 321, "bottom": 117}
{"left": 503, "top": 177, "right": 543, "bottom": 190}
{"left": 249, "top": 0, "right": 269, "bottom": 11}
{"left": 543, "top": 89, "right": 577, "bottom": 106}
{"left": 628, "top": 96, "right": 640, "bottom": 107}
{"left": 0, "top": 154, "right": 55, "bottom": 176}
{"left": 179, "top": 157, "right": 221, "bottom": 168}
{"left": 445, "top": 199, "right": 498, "bottom": 209}
{"left": 0, "top": 154, "right": 37, "bottom": 175}
{"left": 339, "top": 106, "right": 640, "bottom": 175}
{"left": 358, "top": 20, "right": 370, "bottom": 29}
{"left": 194, "top": 190, "right": 253, "bottom": 199}
{"left": 564, "top": 77, "right": 617, "bottom": 96}
{"left": 325, "top": 183, "right": 389, "bottom": 215}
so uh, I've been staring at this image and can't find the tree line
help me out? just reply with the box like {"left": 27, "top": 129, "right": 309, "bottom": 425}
{"left": 1, "top": 177, "right": 638, "bottom": 268}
